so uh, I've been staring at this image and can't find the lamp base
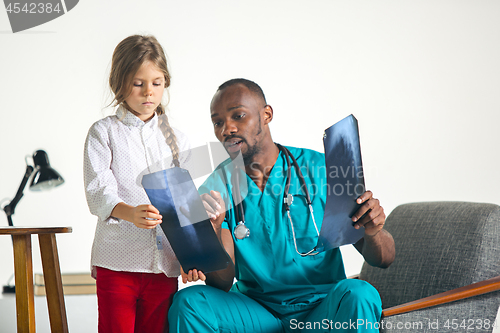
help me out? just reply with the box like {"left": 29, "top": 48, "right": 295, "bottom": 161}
{"left": 2, "top": 285, "right": 15, "bottom": 294}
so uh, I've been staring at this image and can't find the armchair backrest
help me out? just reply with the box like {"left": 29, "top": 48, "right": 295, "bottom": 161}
{"left": 359, "top": 201, "right": 500, "bottom": 309}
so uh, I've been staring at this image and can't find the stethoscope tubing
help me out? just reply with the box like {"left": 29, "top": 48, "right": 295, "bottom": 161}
{"left": 232, "top": 144, "right": 320, "bottom": 256}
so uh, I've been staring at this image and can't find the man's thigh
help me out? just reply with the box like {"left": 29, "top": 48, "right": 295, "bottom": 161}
{"left": 169, "top": 285, "right": 284, "bottom": 333}
{"left": 292, "top": 279, "right": 382, "bottom": 332}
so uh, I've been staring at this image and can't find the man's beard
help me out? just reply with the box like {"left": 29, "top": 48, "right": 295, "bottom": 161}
{"left": 242, "top": 143, "right": 261, "bottom": 166}
{"left": 229, "top": 116, "right": 263, "bottom": 166}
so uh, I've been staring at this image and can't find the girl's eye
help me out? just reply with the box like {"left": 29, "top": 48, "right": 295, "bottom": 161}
{"left": 133, "top": 83, "right": 143, "bottom": 87}
{"left": 153, "top": 83, "right": 162, "bottom": 86}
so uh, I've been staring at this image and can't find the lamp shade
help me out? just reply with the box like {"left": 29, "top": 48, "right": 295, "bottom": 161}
{"left": 29, "top": 150, "right": 64, "bottom": 191}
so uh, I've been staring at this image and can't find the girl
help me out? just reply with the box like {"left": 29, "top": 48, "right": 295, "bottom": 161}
{"left": 84, "top": 34, "right": 191, "bottom": 333}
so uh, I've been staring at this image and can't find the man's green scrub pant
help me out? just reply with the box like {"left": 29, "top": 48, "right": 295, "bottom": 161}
{"left": 168, "top": 279, "right": 382, "bottom": 332}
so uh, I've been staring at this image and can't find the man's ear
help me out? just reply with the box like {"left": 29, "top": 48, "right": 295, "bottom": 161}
{"left": 263, "top": 105, "right": 273, "bottom": 124}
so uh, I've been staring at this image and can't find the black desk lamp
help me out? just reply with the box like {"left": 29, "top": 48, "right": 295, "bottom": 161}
{"left": 2, "top": 150, "right": 64, "bottom": 293}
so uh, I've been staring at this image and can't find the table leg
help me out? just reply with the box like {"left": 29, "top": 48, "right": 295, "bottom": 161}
{"left": 38, "top": 233, "right": 69, "bottom": 333}
{"left": 12, "top": 234, "right": 36, "bottom": 333}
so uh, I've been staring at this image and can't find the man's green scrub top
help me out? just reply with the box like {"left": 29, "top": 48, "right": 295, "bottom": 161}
{"left": 199, "top": 146, "right": 347, "bottom": 316}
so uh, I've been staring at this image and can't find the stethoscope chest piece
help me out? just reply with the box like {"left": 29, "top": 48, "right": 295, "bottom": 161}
{"left": 285, "top": 193, "right": 294, "bottom": 207}
{"left": 234, "top": 221, "right": 250, "bottom": 240}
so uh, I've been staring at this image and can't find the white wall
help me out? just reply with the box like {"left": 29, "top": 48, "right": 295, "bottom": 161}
{"left": 0, "top": 0, "right": 499, "bottom": 287}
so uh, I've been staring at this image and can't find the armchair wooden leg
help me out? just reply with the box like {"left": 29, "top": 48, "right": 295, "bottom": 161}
{"left": 39, "top": 233, "right": 69, "bottom": 333}
{"left": 12, "top": 234, "right": 36, "bottom": 333}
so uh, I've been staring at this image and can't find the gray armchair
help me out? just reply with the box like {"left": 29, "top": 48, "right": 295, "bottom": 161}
{"left": 359, "top": 201, "right": 500, "bottom": 332}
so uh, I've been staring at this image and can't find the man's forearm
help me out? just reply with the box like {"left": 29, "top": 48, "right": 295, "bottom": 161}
{"left": 205, "top": 227, "right": 236, "bottom": 291}
{"left": 356, "top": 229, "right": 395, "bottom": 268}
{"left": 205, "top": 264, "right": 235, "bottom": 292}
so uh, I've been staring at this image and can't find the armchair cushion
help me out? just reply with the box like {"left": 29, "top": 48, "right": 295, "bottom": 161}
{"left": 359, "top": 201, "right": 500, "bottom": 310}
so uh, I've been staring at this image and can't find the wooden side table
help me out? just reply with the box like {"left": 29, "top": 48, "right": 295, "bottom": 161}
{"left": 0, "top": 227, "right": 72, "bottom": 333}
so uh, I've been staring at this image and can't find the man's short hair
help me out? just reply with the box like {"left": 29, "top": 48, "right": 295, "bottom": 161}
{"left": 217, "top": 78, "right": 267, "bottom": 104}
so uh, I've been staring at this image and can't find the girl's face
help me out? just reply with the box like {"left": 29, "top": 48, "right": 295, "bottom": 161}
{"left": 124, "top": 61, "right": 165, "bottom": 121}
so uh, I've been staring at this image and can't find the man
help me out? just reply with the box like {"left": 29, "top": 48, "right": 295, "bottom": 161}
{"left": 169, "top": 79, "right": 395, "bottom": 332}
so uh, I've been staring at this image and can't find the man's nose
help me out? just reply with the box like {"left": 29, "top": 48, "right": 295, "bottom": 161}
{"left": 221, "top": 121, "right": 237, "bottom": 137}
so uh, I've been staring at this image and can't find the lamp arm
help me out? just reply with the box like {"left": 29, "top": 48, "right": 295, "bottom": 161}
{"left": 3, "top": 165, "right": 34, "bottom": 226}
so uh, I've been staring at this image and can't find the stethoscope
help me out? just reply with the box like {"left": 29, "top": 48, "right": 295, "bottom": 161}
{"left": 231, "top": 144, "right": 320, "bottom": 256}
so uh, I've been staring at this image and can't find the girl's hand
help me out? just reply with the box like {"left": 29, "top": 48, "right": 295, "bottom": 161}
{"left": 131, "top": 204, "right": 162, "bottom": 229}
{"left": 180, "top": 266, "right": 206, "bottom": 284}
{"left": 111, "top": 202, "right": 162, "bottom": 229}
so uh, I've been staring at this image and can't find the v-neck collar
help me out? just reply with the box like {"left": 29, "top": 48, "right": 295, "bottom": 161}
{"left": 243, "top": 150, "right": 287, "bottom": 211}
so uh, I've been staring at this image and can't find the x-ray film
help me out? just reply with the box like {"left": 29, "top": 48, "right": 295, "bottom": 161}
{"left": 142, "top": 168, "right": 230, "bottom": 273}
{"left": 316, "top": 114, "right": 365, "bottom": 251}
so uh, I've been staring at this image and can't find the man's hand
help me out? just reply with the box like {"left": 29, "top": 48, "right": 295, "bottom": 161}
{"left": 201, "top": 190, "right": 226, "bottom": 230}
{"left": 351, "top": 190, "right": 386, "bottom": 236}
{"left": 180, "top": 266, "right": 206, "bottom": 284}
{"left": 352, "top": 190, "right": 395, "bottom": 268}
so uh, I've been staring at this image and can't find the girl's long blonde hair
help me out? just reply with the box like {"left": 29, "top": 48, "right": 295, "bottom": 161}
{"left": 109, "top": 34, "right": 180, "bottom": 167}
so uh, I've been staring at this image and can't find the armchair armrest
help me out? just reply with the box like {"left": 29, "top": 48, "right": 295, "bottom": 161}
{"left": 383, "top": 275, "right": 500, "bottom": 317}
